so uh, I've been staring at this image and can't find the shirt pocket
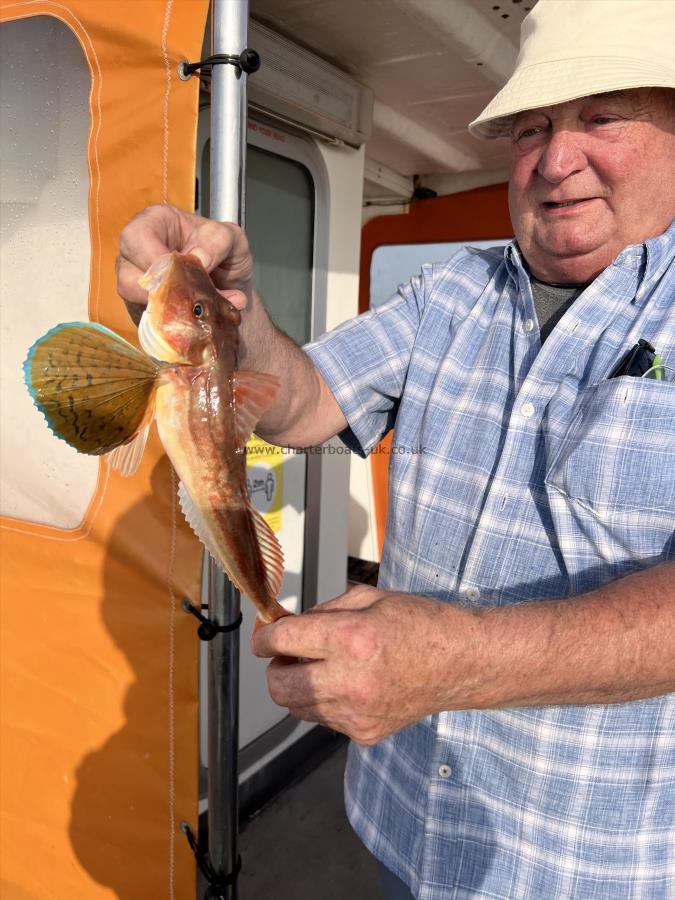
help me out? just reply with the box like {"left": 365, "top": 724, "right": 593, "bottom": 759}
{"left": 544, "top": 378, "right": 675, "bottom": 516}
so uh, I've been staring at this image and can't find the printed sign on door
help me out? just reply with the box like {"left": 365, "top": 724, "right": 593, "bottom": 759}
{"left": 245, "top": 436, "right": 283, "bottom": 532}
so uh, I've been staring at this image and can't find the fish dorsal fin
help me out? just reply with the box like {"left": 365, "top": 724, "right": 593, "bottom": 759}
{"left": 23, "top": 322, "right": 159, "bottom": 456}
{"left": 104, "top": 423, "right": 151, "bottom": 477}
{"left": 232, "top": 370, "right": 280, "bottom": 450}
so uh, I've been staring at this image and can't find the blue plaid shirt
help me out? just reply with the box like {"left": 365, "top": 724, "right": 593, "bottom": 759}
{"left": 304, "top": 223, "right": 675, "bottom": 899}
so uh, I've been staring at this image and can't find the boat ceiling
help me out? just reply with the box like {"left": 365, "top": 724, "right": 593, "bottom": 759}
{"left": 251, "top": 0, "right": 537, "bottom": 187}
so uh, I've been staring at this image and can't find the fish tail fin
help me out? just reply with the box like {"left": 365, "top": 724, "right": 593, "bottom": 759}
{"left": 23, "top": 322, "right": 159, "bottom": 467}
{"left": 232, "top": 370, "right": 280, "bottom": 449}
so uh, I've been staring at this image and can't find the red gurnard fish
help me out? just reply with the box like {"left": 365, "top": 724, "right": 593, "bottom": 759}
{"left": 23, "top": 252, "right": 287, "bottom": 623}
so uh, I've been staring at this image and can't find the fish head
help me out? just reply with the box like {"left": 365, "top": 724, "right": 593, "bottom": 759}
{"left": 138, "top": 252, "right": 240, "bottom": 365}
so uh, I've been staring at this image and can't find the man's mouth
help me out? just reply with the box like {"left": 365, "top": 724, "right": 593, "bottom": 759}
{"left": 543, "top": 198, "right": 594, "bottom": 209}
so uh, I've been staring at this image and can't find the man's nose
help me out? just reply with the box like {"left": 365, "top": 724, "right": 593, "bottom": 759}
{"left": 536, "top": 129, "right": 587, "bottom": 183}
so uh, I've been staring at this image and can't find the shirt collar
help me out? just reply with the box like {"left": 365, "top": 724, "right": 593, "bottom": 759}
{"left": 503, "top": 219, "right": 675, "bottom": 303}
{"left": 640, "top": 218, "right": 675, "bottom": 288}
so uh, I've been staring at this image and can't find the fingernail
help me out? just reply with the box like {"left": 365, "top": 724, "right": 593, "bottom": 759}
{"left": 189, "top": 247, "right": 212, "bottom": 270}
{"left": 220, "top": 289, "right": 247, "bottom": 311}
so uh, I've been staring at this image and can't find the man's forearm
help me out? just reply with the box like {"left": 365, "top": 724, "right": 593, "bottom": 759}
{"left": 252, "top": 563, "right": 674, "bottom": 744}
{"left": 238, "top": 290, "right": 346, "bottom": 447}
{"left": 463, "top": 561, "right": 675, "bottom": 709}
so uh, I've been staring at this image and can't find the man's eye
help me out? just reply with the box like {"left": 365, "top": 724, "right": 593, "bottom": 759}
{"left": 592, "top": 115, "right": 620, "bottom": 125}
{"left": 516, "top": 126, "right": 542, "bottom": 141}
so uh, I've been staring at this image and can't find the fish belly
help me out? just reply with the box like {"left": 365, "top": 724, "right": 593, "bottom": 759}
{"left": 155, "top": 379, "right": 284, "bottom": 621}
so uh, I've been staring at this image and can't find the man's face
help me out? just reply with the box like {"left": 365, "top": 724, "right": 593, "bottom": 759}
{"left": 508, "top": 89, "right": 675, "bottom": 284}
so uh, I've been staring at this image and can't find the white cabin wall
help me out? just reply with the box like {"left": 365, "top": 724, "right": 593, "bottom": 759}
{"left": 423, "top": 166, "right": 509, "bottom": 196}
{"left": 362, "top": 203, "right": 409, "bottom": 226}
{"left": 352, "top": 202, "right": 408, "bottom": 562}
{"left": 314, "top": 140, "right": 366, "bottom": 597}
{"left": 348, "top": 454, "right": 379, "bottom": 562}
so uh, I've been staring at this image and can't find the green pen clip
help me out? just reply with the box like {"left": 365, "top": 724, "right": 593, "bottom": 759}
{"left": 651, "top": 353, "right": 663, "bottom": 380}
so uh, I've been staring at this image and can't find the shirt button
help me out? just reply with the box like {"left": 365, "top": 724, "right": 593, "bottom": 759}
{"left": 438, "top": 764, "right": 452, "bottom": 778}
{"left": 521, "top": 401, "right": 535, "bottom": 418}
{"left": 524, "top": 318, "right": 535, "bottom": 332}
{"left": 465, "top": 587, "right": 480, "bottom": 603}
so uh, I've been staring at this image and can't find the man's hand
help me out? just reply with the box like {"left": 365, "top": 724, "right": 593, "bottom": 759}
{"left": 253, "top": 563, "right": 675, "bottom": 744}
{"left": 251, "top": 584, "right": 477, "bottom": 745}
{"left": 116, "top": 204, "right": 253, "bottom": 323}
{"left": 116, "top": 204, "right": 345, "bottom": 446}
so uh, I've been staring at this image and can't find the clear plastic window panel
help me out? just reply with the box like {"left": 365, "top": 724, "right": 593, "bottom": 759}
{"left": 0, "top": 16, "right": 96, "bottom": 528}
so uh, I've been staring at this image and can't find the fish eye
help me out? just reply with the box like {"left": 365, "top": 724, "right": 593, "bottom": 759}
{"left": 192, "top": 302, "right": 204, "bottom": 318}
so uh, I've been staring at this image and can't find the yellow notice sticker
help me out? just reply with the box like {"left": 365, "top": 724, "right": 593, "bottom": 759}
{"left": 245, "top": 436, "right": 283, "bottom": 532}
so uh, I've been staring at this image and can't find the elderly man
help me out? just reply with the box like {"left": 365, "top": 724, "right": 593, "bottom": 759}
{"left": 118, "top": 0, "right": 674, "bottom": 896}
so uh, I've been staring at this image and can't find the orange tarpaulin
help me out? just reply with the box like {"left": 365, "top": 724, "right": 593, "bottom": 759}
{"left": 0, "top": 2, "right": 209, "bottom": 897}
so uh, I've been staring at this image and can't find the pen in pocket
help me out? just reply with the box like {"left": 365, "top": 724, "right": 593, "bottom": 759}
{"left": 650, "top": 354, "right": 663, "bottom": 381}
{"left": 608, "top": 339, "right": 655, "bottom": 379}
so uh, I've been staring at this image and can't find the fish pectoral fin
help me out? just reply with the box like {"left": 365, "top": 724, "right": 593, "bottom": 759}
{"left": 23, "top": 322, "right": 159, "bottom": 456}
{"left": 104, "top": 422, "right": 151, "bottom": 477}
{"left": 248, "top": 502, "right": 284, "bottom": 601}
{"left": 232, "top": 370, "right": 280, "bottom": 449}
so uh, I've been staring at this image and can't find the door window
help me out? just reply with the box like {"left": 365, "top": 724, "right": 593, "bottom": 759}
{"left": 247, "top": 147, "right": 314, "bottom": 345}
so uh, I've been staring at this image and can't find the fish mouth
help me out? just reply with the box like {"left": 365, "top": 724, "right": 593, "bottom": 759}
{"left": 139, "top": 309, "right": 189, "bottom": 364}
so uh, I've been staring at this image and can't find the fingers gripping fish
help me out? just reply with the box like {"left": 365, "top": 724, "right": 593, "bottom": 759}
{"left": 23, "top": 252, "right": 286, "bottom": 623}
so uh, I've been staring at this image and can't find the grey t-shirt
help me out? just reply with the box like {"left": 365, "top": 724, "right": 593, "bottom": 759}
{"left": 530, "top": 277, "right": 584, "bottom": 342}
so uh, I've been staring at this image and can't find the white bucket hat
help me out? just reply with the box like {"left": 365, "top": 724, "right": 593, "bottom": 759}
{"left": 469, "top": 0, "right": 675, "bottom": 139}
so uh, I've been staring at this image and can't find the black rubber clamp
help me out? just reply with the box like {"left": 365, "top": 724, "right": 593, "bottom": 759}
{"left": 182, "top": 598, "right": 243, "bottom": 642}
{"left": 178, "top": 50, "right": 261, "bottom": 81}
{"left": 181, "top": 821, "right": 242, "bottom": 896}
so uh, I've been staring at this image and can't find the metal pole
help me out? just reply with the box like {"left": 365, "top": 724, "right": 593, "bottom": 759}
{"left": 211, "top": 0, "right": 249, "bottom": 227}
{"left": 206, "top": 1, "right": 250, "bottom": 897}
